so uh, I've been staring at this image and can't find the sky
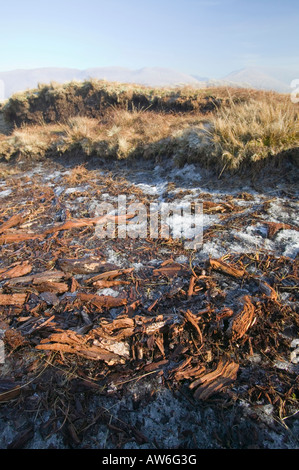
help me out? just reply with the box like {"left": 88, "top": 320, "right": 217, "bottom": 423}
{"left": 0, "top": 0, "right": 298, "bottom": 78}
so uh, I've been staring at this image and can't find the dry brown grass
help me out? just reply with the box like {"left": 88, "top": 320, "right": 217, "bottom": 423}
{"left": 63, "top": 164, "right": 91, "bottom": 186}
{"left": 0, "top": 82, "right": 298, "bottom": 173}
{"left": 175, "top": 94, "right": 299, "bottom": 170}
{"left": 211, "top": 97, "right": 298, "bottom": 167}
{"left": 55, "top": 109, "right": 199, "bottom": 160}
{"left": 0, "top": 122, "right": 60, "bottom": 160}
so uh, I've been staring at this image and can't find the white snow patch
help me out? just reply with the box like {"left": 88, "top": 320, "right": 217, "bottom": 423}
{"left": 0, "top": 189, "right": 12, "bottom": 198}
{"left": 135, "top": 182, "right": 168, "bottom": 196}
{"left": 54, "top": 186, "right": 65, "bottom": 196}
{"left": 198, "top": 240, "right": 226, "bottom": 260}
{"left": 274, "top": 230, "right": 299, "bottom": 259}
{"left": 132, "top": 262, "right": 144, "bottom": 271}
{"left": 65, "top": 185, "right": 90, "bottom": 194}
{"left": 264, "top": 199, "right": 299, "bottom": 225}
{"left": 105, "top": 248, "right": 126, "bottom": 267}
{"left": 231, "top": 226, "right": 274, "bottom": 252}
{"left": 175, "top": 255, "right": 189, "bottom": 263}
{"left": 96, "top": 288, "right": 120, "bottom": 297}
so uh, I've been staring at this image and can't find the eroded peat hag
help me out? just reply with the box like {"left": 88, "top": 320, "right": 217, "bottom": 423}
{"left": 0, "top": 82, "right": 298, "bottom": 450}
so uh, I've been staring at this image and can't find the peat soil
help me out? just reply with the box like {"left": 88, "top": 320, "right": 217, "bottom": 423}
{"left": 0, "top": 156, "right": 298, "bottom": 449}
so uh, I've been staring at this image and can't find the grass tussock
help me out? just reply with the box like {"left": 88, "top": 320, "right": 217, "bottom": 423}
{"left": 175, "top": 97, "right": 299, "bottom": 170}
{"left": 0, "top": 80, "right": 298, "bottom": 174}
{"left": 0, "top": 123, "right": 60, "bottom": 160}
{"left": 64, "top": 164, "right": 92, "bottom": 186}
{"left": 213, "top": 99, "right": 298, "bottom": 167}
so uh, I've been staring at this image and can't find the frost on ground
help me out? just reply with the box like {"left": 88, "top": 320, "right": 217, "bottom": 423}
{"left": 0, "top": 158, "right": 298, "bottom": 449}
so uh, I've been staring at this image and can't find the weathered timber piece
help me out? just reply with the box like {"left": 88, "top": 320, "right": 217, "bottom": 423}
{"left": 36, "top": 329, "right": 126, "bottom": 365}
{"left": 229, "top": 295, "right": 256, "bottom": 341}
{"left": 0, "top": 214, "right": 27, "bottom": 234}
{"left": 187, "top": 275, "right": 196, "bottom": 298}
{"left": 77, "top": 293, "right": 127, "bottom": 310}
{"left": 190, "top": 357, "right": 239, "bottom": 400}
{"left": 85, "top": 268, "right": 134, "bottom": 284}
{"left": 258, "top": 281, "right": 278, "bottom": 300}
{"left": 153, "top": 262, "right": 189, "bottom": 278}
{"left": 0, "top": 294, "right": 27, "bottom": 306}
{"left": 93, "top": 280, "right": 130, "bottom": 288}
{"left": 35, "top": 314, "right": 179, "bottom": 364}
{"left": 203, "top": 201, "right": 236, "bottom": 213}
{"left": 58, "top": 257, "right": 119, "bottom": 275}
{"left": 209, "top": 258, "right": 246, "bottom": 278}
{"left": 93, "top": 316, "right": 135, "bottom": 341}
{"left": 0, "top": 261, "right": 33, "bottom": 281}
{"left": 215, "top": 307, "right": 234, "bottom": 321}
{"left": 262, "top": 221, "right": 299, "bottom": 239}
{"left": 0, "top": 232, "right": 42, "bottom": 245}
{"left": 34, "top": 281, "right": 69, "bottom": 294}
{"left": 4, "top": 270, "right": 67, "bottom": 287}
{"left": 183, "top": 310, "right": 203, "bottom": 344}
{"left": 170, "top": 357, "right": 206, "bottom": 381}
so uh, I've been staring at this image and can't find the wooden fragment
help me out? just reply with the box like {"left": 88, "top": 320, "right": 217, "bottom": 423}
{"left": 155, "top": 334, "right": 165, "bottom": 357}
{"left": 203, "top": 201, "right": 235, "bottom": 213}
{"left": 229, "top": 296, "right": 256, "bottom": 341}
{"left": 85, "top": 268, "right": 134, "bottom": 284}
{"left": 209, "top": 258, "right": 246, "bottom": 278}
{"left": 4, "top": 328, "right": 27, "bottom": 348}
{"left": 183, "top": 310, "right": 203, "bottom": 344}
{"left": 35, "top": 281, "right": 69, "bottom": 294}
{"left": 262, "top": 221, "right": 299, "bottom": 239}
{"left": 39, "top": 292, "right": 60, "bottom": 306}
{"left": 143, "top": 359, "right": 169, "bottom": 372}
{"left": 58, "top": 258, "right": 119, "bottom": 275}
{"left": 215, "top": 307, "right": 234, "bottom": 321}
{"left": 77, "top": 293, "right": 127, "bottom": 310}
{"left": 0, "top": 293, "right": 27, "bottom": 306}
{"left": 37, "top": 342, "right": 125, "bottom": 365}
{"left": 36, "top": 328, "right": 126, "bottom": 365}
{"left": 125, "top": 300, "right": 141, "bottom": 316}
{"left": 171, "top": 357, "right": 206, "bottom": 381}
{"left": 93, "top": 280, "right": 130, "bottom": 288}
{"left": 0, "top": 214, "right": 26, "bottom": 234}
{"left": 174, "top": 365, "right": 206, "bottom": 381}
{"left": 259, "top": 281, "right": 278, "bottom": 301}
{"left": 0, "top": 232, "right": 42, "bottom": 245}
{"left": 26, "top": 315, "right": 56, "bottom": 335}
{"left": 190, "top": 357, "right": 239, "bottom": 400}
{"left": 92, "top": 336, "right": 131, "bottom": 358}
{"left": 0, "top": 261, "right": 32, "bottom": 281}
{"left": 94, "top": 316, "right": 135, "bottom": 340}
{"left": 153, "top": 263, "right": 189, "bottom": 278}
{"left": 5, "top": 270, "right": 66, "bottom": 287}
{"left": 70, "top": 277, "right": 81, "bottom": 293}
{"left": 187, "top": 275, "right": 196, "bottom": 299}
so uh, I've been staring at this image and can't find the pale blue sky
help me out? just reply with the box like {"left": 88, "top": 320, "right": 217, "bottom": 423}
{"left": 0, "top": 0, "right": 298, "bottom": 77}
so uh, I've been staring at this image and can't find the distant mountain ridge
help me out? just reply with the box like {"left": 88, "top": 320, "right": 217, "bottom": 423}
{"left": 223, "top": 67, "right": 292, "bottom": 93}
{"left": 0, "top": 65, "right": 296, "bottom": 99}
{"left": 0, "top": 67, "right": 201, "bottom": 99}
